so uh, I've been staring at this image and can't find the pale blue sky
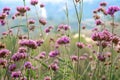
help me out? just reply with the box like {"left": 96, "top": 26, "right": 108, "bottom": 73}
{"left": 0, "top": 0, "right": 120, "bottom": 30}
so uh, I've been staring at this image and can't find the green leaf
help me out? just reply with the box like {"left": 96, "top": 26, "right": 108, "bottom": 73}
{"left": 10, "top": 25, "right": 26, "bottom": 29}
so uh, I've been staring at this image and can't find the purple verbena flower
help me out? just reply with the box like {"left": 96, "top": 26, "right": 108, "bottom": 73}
{"left": 107, "top": 6, "right": 120, "bottom": 16}
{"left": 30, "top": 0, "right": 38, "bottom": 6}
{"left": 37, "top": 51, "right": 46, "bottom": 59}
{"left": 39, "top": 18, "right": 47, "bottom": 25}
{"left": 76, "top": 42, "right": 85, "bottom": 49}
{"left": 95, "top": 19, "right": 103, "bottom": 25}
{"left": 19, "top": 39, "right": 37, "bottom": 49}
{"left": 24, "top": 61, "right": 32, "bottom": 69}
{"left": 40, "top": 3, "right": 45, "bottom": 8}
{"left": 70, "top": 55, "right": 78, "bottom": 61}
{"left": 28, "top": 19, "right": 35, "bottom": 24}
{"left": 100, "top": 2, "right": 107, "bottom": 7}
{"left": 36, "top": 39, "right": 44, "bottom": 46}
{"left": 49, "top": 50, "right": 59, "bottom": 57}
{"left": 0, "top": 59, "right": 7, "bottom": 67}
{"left": 0, "top": 49, "right": 10, "bottom": 58}
{"left": 9, "top": 64, "right": 16, "bottom": 71}
{"left": 57, "top": 36, "right": 70, "bottom": 45}
{"left": 11, "top": 71, "right": 21, "bottom": 78}
{"left": 44, "top": 76, "right": 51, "bottom": 80}
{"left": 18, "top": 47, "right": 27, "bottom": 53}
{"left": 11, "top": 52, "right": 27, "bottom": 61}
{"left": 16, "top": 6, "right": 27, "bottom": 14}
{"left": 97, "top": 54, "right": 106, "bottom": 62}
{"left": 49, "top": 63, "right": 59, "bottom": 71}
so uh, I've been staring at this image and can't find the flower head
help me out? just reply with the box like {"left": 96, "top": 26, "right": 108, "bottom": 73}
{"left": 11, "top": 71, "right": 21, "bottom": 78}
{"left": 49, "top": 50, "right": 59, "bottom": 57}
{"left": 40, "top": 3, "right": 45, "bottom": 8}
{"left": 31, "top": 0, "right": 38, "bottom": 6}
{"left": 44, "top": 76, "right": 51, "bottom": 80}
{"left": 24, "top": 61, "right": 32, "bottom": 69}
{"left": 9, "top": 64, "right": 16, "bottom": 71}
{"left": 28, "top": 19, "right": 35, "bottom": 24}
{"left": 107, "top": 6, "right": 120, "bottom": 16}
{"left": 39, "top": 18, "right": 47, "bottom": 25}
{"left": 100, "top": 2, "right": 107, "bottom": 7}
{"left": 19, "top": 39, "right": 37, "bottom": 49}
{"left": 0, "top": 59, "right": 7, "bottom": 67}
{"left": 0, "top": 49, "right": 10, "bottom": 58}
{"left": 49, "top": 63, "right": 59, "bottom": 71}
{"left": 16, "top": 6, "right": 27, "bottom": 14}
{"left": 76, "top": 42, "right": 85, "bottom": 49}
{"left": 11, "top": 52, "right": 27, "bottom": 61}
{"left": 57, "top": 36, "right": 70, "bottom": 45}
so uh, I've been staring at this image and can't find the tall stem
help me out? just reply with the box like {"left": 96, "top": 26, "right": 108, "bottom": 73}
{"left": 23, "top": 0, "right": 30, "bottom": 39}
{"left": 110, "top": 16, "right": 114, "bottom": 80}
{"left": 73, "top": 0, "right": 83, "bottom": 80}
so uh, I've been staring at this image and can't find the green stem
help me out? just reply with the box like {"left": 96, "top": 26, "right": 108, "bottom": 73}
{"left": 80, "top": 63, "right": 90, "bottom": 79}
{"left": 23, "top": 0, "right": 30, "bottom": 39}
{"left": 110, "top": 16, "right": 115, "bottom": 80}
{"left": 72, "top": 0, "right": 83, "bottom": 80}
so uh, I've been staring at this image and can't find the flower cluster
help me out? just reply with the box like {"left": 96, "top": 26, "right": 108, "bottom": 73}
{"left": 56, "top": 36, "right": 70, "bottom": 45}
{"left": 45, "top": 26, "right": 54, "bottom": 33}
{"left": 92, "top": 29, "right": 112, "bottom": 42}
{"left": 76, "top": 42, "right": 85, "bottom": 49}
{"left": 39, "top": 18, "right": 47, "bottom": 25}
{"left": 49, "top": 50, "right": 59, "bottom": 57}
{"left": 11, "top": 52, "right": 27, "bottom": 61}
{"left": 36, "top": 39, "right": 44, "bottom": 46}
{"left": 49, "top": 63, "right": 59, "bottom": 71}
{"left": 31, "top": 0, "right": 38, "bottom": 6}
{"left": 28, "top": 19, "right": 35, "bottom": 24}
{"left": 0, "top": 59, "right": 7, "bottom": 67}
{"left": 24, "top": 61, "right": 33, "bottom": 69}
{"left": 11, "top": 71, "right": 21, "bottom": 78}
{"left": 2, "top": 7, "right": 11, "bottom": 15}
{"left": 92, "top": 29, "right": 113, "bottom": 48}
{"left": 44, "top": 76, "right": 51, "bottom": 80}
{"left": 0, "top": 13, "right": 6, "bottom": 26}
{"left": 100, "top": 2, "right": 107, "bottom": 7}
{"left": 9, "top": 64, "right": 16, "bottom": 71}
{"left": 57, "top": 24, "right": 70, "bottom": 31}
{"left": 95, "top": 19, "right": 103, "bottom": 26}
{"left": 16, "top": 6, "right": 28, "bottom": 15}
{"left": 19, "top": 39, "right": 38, "bottom": 49}
{"left": 18, "top": 47, "right": 27, "bottom": 53}
{"left": 0, "top": 49, "right": 10, "bottom": 58}
{"left": 37, "top": 51, "right": 46, "bottom": 59}
{"left": 107, "top": 6, "right": 120, "bottom": 16}
{"left": 40, "top": 3, "right": 45, "bottom": 8}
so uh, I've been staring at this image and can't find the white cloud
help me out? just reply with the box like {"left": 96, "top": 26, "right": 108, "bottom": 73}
{"left": 41, "top": 8, "right": 47, "bottom": 19}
